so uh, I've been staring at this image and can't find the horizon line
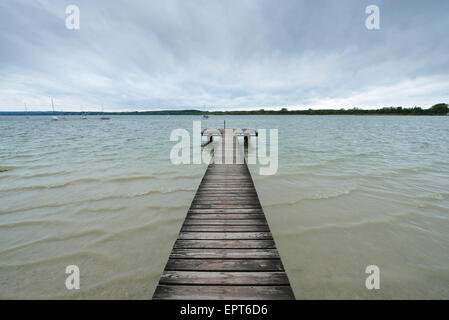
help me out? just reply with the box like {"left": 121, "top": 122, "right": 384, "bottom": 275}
{"left": 1, "top": 103, "right": 448, "bottom": 113}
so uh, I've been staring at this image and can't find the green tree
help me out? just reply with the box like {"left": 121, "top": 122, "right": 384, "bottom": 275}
{"left": 430, "top": 103, "right": 449, "bottom": 115}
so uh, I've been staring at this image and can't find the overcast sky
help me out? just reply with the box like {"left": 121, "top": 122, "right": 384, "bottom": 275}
{"left": 1, "top": 0, "right": 448, "bottom": 111}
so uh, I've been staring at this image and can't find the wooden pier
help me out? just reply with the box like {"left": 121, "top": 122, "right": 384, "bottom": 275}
{"left": 152, "top": 129, "right": 295, "bottom": 300}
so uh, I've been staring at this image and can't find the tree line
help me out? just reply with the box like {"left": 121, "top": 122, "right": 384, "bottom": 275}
{"left": 2, "top": 103, "right": 447, "bottom": 116}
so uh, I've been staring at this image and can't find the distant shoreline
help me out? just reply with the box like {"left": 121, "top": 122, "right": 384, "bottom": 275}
{"left": 0, "top": 103, "right": 447, "bottom": 116}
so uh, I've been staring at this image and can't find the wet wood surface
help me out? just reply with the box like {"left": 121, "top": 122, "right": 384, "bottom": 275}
{"left": 152, "top": 130, "right": 294, "bottom": 300}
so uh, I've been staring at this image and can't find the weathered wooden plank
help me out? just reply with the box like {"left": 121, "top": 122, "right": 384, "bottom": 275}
{"left": 198, "top": 184, "right": 254, "bottom": 187}
{"left": 201, "top": 176, "right": 250, "bottom": 179}
{"left": 206, "top": 169, "right": 249, "bottom": 171}
{"left": 159, "top": 271, "right": 290, "bottom": 285}
{"left": 187, "top": 213, "right": 266, "bottom": 219}
{"left": 193, "top": 198, "right": 259, "bottom": 203}
{"left": 192, "top": 200, "right": 261, "bottom": 205}
{"left": 204, "top": 178, "right": 250, "bottom": 180}
{"left": 164, "top": 259, "right": 284, "bottom": 271}
{"left": 201, "top": 180, "right": 253, "bottom": 182}
{"left": 196, "top": 188, "right": 255, "bottom": 192}
{"left": 198, "top": 188, "right": 256, "bottom": 191}
{"left": 206, "top": 169, "right": 248, "bottom": 171}
{"left": 195, "top": 191, "right": 258, "bottom": 194}
{"left": 181, "top": 225, "right": 270, "bottom": 232}
{"left": 204, "top": 176, "right": 250, "bottom": 179}
{"left": 190, "top": 204, "right": 262, "bottom": 209}
{"left": 200, "top": 185, "right": 253, "bottom": 187}
{"left": 183, "top": 220, "right": 268, "bottom": 226}
{"left": 174, "top": 239, "right": 276, "bottom": 249}
{"left": 203, "top": 173, "right": 250, "bottom": 175}
{"left": 198, "top": 188, "right": 254, "bottom": 191}
{"left": 194, "top": 195, "right": 259, "bottom": 199}
{"left": 200, "top": 183, "right": 253, "bottom": 186}
{"left": 207, "top": 164, "right": 249, "bottom": 166}
{"left": 198, "top": 183, "right": 253, "bottom": 186}
{"left": 203, "top": 174, "right": 251, "bottom": 176}
{"left": 197, "top": 186, "right": 254, "bottom": 188}
{"left": 194, "top": 193, "right": 258, "bottom": 197}
{"left": 203, "top": 173, "right": 251, "bottom": 176}
{"left": 206, "top": 170, "right": 249, "bottom": 173}
{"left": 201, "top": 179, "right": 254, "bottom": 188}
{"left": 170, "top": 248, "right": 280, "bottom": 259}
{"left": 195, "top": 194, "right": 257, "bottom": 197}
{"left": 198, "top": 182, "right": 253, "bottom": 185}
{"left": 153, "top": 285, "right": 295, "bottom": 300}
{"left": 178, "top": 232, "right": 272, "bottom": 240}
{"left": 188, "top": 208, "right": 263, "bottom": 214}
{"left": 201, "top": 182, "right": 253, "bottom": 184}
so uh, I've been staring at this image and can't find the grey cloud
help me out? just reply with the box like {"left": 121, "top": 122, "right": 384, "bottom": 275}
{"left": 0, "top": 0, "right": 448, "bottom": 111}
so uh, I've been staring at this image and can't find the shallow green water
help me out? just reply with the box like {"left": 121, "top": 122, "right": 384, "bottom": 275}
{"left": 0, "top": 115, "right": 448, "bottom": 299}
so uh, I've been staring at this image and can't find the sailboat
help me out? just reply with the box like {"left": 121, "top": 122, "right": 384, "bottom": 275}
{"left": 51, "top": 98, "right": 58, "bottom": 120}
{"left": 81, "top": 106, "right": 87, "bottom": 119}
{"left": 201, "top": 104, "right": 209, "bottom": 119}
{"left": 100, "top": 105, "right": 110, "bottom": 120}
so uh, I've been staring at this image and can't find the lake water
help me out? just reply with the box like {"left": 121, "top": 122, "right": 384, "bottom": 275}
{"left": 0, "top": 115, "right": 448, "bottom": 299}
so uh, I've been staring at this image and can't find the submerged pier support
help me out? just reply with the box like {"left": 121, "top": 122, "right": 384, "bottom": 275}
{"left": 153, "top": 129, "right": 294, "bottom": 300}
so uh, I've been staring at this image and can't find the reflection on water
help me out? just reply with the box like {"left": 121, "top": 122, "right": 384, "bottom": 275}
{"left": 0, "top": 115, "right": 448, "bottom": 299}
